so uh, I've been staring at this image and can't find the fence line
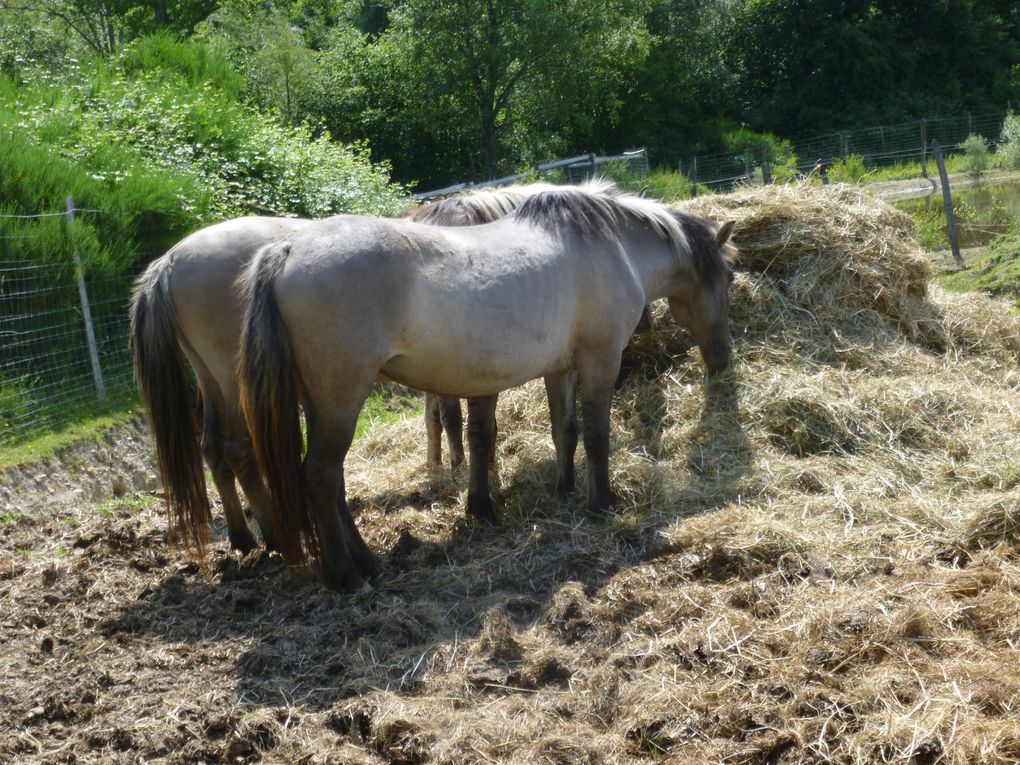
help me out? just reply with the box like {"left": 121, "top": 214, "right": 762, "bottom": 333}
{"left": 684, "top": 111, "right": 1011, "bottom": 192}
{"left": 416, "top": 110, "right": 1014, "bottom": 197}
{"left": 415, "top": 149, "right": 650, "bottom": 199}
{"left": 0, "top": 204, "right": 140, "bottom": 448}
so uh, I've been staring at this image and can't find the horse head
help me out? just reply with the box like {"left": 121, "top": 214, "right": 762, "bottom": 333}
{"left": 666, "top": 218, "right": 736, "bottom": 374}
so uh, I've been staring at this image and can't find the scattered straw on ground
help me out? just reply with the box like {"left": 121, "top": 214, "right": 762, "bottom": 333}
{"left": 4, "top": 182, "right": 1020, "bottom": 764}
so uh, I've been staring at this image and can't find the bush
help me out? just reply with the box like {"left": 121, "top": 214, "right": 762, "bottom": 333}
{"left": 960, "top": 133, "right": 992, "bottom": 177}
{"left": 723, "top": 127, "right": 799, "bottom": 183}
{"left": 999, "top": 114, "right": 1020, "bottom": 170}
{"left": 827, "top": 154, "right": 870, "bottom": 184}
{"left": 643, "top": 168, "right": 694, "bottom": 202}
{"left": 3, "top": 37, "right": 409, "bottom": 226}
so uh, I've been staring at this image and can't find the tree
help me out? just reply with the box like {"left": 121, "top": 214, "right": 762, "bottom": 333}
{"left": 383, "top": 0, "right": 652, "bottom": 181}
{"left": 0, "top": 0, "right": 219, "bottom": 53}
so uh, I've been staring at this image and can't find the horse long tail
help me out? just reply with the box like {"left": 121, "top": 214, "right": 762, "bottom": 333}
{"left": 238, "top": 241, "right": 319, "bottom": 569}
{"left": 130, "top": 255, "right": 211, "bottom": 557}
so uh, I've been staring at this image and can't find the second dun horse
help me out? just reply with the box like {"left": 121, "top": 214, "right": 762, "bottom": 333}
{"left": 239, "top": 184, "right": 737, "bottom": 591}
{"left": 130, "top": 184, "right": 553, "bottom": 560}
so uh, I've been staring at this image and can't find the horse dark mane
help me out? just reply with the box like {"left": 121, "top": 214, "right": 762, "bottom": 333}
{"left": 514, "top": 181, "right": 735, "bottom": 278}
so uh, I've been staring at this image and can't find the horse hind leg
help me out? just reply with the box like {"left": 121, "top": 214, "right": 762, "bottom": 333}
{"left": 425, "top": 393, "right": 443, "bottom": 468}
{"left": 200, "top": 397, "right": 257, "bottom": 554}
{"left": 223, "top": 423, "right": 279, "bottom": 553}
{"left": 304, "top": 394, "right": 377, "bottom": 592}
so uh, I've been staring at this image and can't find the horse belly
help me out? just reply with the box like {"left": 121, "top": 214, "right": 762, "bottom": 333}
{"left": 383, "top": 328, "right": 571, "bottom": 398}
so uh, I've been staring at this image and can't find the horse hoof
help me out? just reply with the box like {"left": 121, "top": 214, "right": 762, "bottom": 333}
{"left": 228, "top": 530, "right": 258, "bottom": 556}
{"left": 354, "top": 551, "right": 380, "bottom": 581}
{"left": 322, "top": 566, "right": 369, "bottom": 593}
{"left": 586, "top": 491, "right": 617, "bottom": 515}
{"left": 466, "top": 495, "right": 500, "bottom": 524}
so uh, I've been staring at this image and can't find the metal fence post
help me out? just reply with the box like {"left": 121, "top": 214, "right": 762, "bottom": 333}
{"left": 66, "top": 196, "right": 106, "bottom": 400}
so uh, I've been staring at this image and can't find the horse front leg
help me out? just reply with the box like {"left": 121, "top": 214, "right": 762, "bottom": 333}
{"left": 438, "top": 395, "right": 465, "bottom": 473}
{"left": 465, "top": 395, "right": 499, "bottom": 523}
{"left": 544, "top": 370, "right": 579, "bottom": 497}
{"left": 425, "top": 393, "right": 443, "bottom": 468}
{"left": 578, "top": 352, "right": 624, "bottom": 513}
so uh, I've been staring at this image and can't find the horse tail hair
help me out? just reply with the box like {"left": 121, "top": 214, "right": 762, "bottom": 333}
{"left": 130, "top": 255, "right": 211, "bottom": 558}
{"left": 238, "top": 241, "right": 320, "bottom": 569}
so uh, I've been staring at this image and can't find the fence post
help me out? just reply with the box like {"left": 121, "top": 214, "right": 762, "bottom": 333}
{"left": 743, "top": 150, "right": 751, "bottom": 183}
{"left": 967, "top": 112, "right": 973, "bottom": 136}
{"left": 930, "top": 142, "right": 963, "bottom": 267}
{"left": 588, "top": 152, "right": 597, "bottom": 179}
{"left": 690, "top": 157, "right": 698, "bottom": 197}
{"left": 838, "top": 132, "right": 847, "bottom": 160}
{"left": 65, "top": 196, "right": 106, "bottom": 400}
{"left": 760, "top": 143, "right": 772, "bottom": 185}
{"left": 920, "top": 119, "right": 928, "bottom": 177}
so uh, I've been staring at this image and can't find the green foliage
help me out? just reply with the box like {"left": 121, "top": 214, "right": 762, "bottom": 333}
{"left": 827, "top": 155, "right": 870, "bottom": 184}
{"left": 940, "top": 220, "right": 1020, "bottom": 306}
{"left": 0, "top": 33, "right": 408, "bottom": 448}
{"left": 729, "top": 0, "right": 1020, "bottom": 138}
{"left": 120, "top": 32, "right": 245, "bottom": 97}
{"left": 999, "top": 114, "right": 1020, "bottom": 171}
{"left": 643, "top": 168, "right": 695, "bottom": 202}
{"left": 4, "top": 39, "right": 408, "bottom": 222}
{"left": 960, "top": 134, "right": 992, "bottom": 177}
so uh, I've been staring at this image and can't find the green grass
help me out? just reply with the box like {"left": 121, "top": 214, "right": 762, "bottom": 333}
{"left": 2, "top": 385, "right": 421, "bottom": 474}
{"left": 939, "top": 226, "right": 1020, "bottom": 306}
{"left": 96, "top": 493, "right": 158, "bottom": 516}
{"left": 0, "top": 407, "right": 141, "bottom": 469}
{"left": 355, "top": 386, "right": 424, "bottom": 439}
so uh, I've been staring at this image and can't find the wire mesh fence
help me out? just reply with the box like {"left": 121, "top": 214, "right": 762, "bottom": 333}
{"left": 0, "top": 209, "right": 140, "bottom": 448}
{"left": 415, "top": 110, "right": 1014, "bottom": 198}
{"left": 686, "top": 111, "right": 1012, "bottom": 191}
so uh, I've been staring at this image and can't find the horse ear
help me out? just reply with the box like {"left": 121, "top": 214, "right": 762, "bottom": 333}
{"left": 715, "top": 220, "right": 736, "bottom": 247}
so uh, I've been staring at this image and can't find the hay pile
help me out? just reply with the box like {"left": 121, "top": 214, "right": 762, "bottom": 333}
{"left": 5, "top": 182, "right": 1020, "bottom": 765}
{"left": 339, "top": 183, "right": 1020, "bottom": 763}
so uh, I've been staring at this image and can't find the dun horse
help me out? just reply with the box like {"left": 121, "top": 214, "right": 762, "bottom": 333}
{"left": 130, "top": 185, "right": 552, "bottom": 561}
{"left": 239, "top": 185, "right": 736, "bottom": 591}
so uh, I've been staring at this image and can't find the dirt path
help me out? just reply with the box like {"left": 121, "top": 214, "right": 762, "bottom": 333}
{"left": 870, "top": 169, "right": 1020, "bottom": 201}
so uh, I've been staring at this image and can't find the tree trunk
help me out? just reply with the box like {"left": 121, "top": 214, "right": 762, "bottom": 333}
{"left": 482, "top": 110, "right": 497, "bottom": 179}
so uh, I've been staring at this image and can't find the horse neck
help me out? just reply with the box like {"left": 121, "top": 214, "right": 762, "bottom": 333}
{"left": 619, "top": 224, "right": 692, "bottom": 302}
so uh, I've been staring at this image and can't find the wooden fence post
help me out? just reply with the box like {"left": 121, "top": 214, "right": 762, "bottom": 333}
{"left": 743, "top": 150, "right": 751, "bottom": 184}
{"left": 930, "top": 141, "right": 963, "bottom": 267}
{"left": 690, "top": 156, "right": 698, "bottom": 197}
{"left": 760, "top": 143, "right": 772, "bottom": 185}
{"left": 920, "top": 119, "right": 928, "bottom": 178}
{"left": 65, "top": 196, "right": 106, "bottom": 400}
